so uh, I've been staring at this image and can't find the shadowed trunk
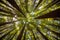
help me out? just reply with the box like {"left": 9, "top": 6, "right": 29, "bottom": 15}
{"left": 17, "top": 24, "right": 25, "bottom": 40}
{"left": 34, "top": 0, "right": 43, "bottom": 10}
{"left": 0, "top": 28, "right": 15, "bottom": 40}
{"left": 0, "top": 21, "right": 17, "bottom": 26}
{"left": 36, "top": 27, "right": 48, "bottom": 40}
{"left": 7, "top": 0, "right": 26, "bottom": 17}
{"left": 35, "top": 9, "right": 60, "bottom": 19}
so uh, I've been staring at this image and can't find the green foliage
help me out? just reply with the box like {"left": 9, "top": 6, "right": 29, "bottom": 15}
{"left": 0, "top": 0, "right": 60, "bottom": 40}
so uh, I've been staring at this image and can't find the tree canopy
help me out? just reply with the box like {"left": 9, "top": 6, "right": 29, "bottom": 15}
{"left": 0, "top": 0, "right": 60, "bottom": 40}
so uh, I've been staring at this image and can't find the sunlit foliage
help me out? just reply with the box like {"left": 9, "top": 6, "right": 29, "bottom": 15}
{"left": 0, "top": 0, "right": 60, "bottom": 40}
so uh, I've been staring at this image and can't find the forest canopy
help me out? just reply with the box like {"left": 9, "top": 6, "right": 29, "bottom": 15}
{"left": 0, "top": 0, "right": 60, "bottom": 40}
